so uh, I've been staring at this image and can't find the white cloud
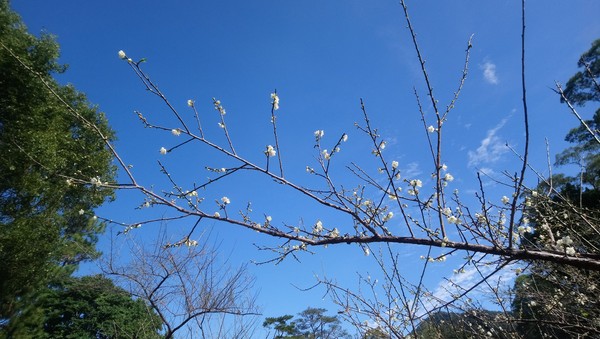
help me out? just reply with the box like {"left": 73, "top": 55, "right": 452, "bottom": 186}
{"left": 402, "top": 162, "right": 421, "bottom": 179}
{"left": 480, "top": 62, "right": 498, "bottom": 84}
{"left": 425, "top": 257, "right": 520, "bottom": 313}
{"left": 468, "top": 119, "right": 509, "bottom": 167}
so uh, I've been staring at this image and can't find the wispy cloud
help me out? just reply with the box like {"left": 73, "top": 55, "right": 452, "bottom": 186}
{"left": 402, "top": 162, "right": 421, "bottom": 179}
{"left": 480, "top": 62, "right": 498, "bottom": 84}
{"left": 468, "top": 119, "right": 509, "bottom": 167}
{"left": 428, "top": 260, "right": 518, "bottom": 309}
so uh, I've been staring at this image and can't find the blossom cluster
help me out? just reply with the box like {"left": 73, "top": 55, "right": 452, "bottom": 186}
{"left": 271, "top": 93, "right": 279, "bottom": 111}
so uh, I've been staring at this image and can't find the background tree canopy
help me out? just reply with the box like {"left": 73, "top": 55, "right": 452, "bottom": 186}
{"left": 0, "top": 0, "right": 116, "bottom": 331}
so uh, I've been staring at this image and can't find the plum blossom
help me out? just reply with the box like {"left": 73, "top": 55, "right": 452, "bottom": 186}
{"left": 444, "top": 173, "right": 454, "bottom": 182}
{"left": 329, "top": 228, "right": 340, "bottom": 238}
{"left": 427, "top": 125, "right": 435, "bottom": 133}
{"left": 391, "top": 161, "right": 399, "bottom": 170}
{"left": 118, "top": 50, "right": 126, "bottom": 59}
{"left": 314, "top": 130, "right": 325, "bottom": 140}
{"left": 383, "top": 212, "right": 394, "bottom": 222}
{"left": 501, "top": 196, "right": 510, "bottom": 204}
{"left": 265, "top": 145, "right": 276, "bottom": 157}
{"left": 221, "top": 196, "right": 230, "bottom": 205}
{"left": 342, "top": 134, "right": 348, "bottom": 142}
{"left": 447, "top": 215, "right": 459, "bottom": 224}
{"left": 271, "top": 93, "right": 280, "bottom": 110}
{"left": 409, "top": 179, "right": 422, "bottom": 188}
{"left": 187, "top": 99, "right": 194, "bottom": 107}
{"left": 171, "top": 129, "right": 181, "bottom": 136}
{"left": 160, "top": 147, "right": 167, "bottom": 155}
{"left": 313, "top": 220, "right": 324, "bottom": 233}
{"left": 213, "top": 212, "right": 221, "bottom": 218}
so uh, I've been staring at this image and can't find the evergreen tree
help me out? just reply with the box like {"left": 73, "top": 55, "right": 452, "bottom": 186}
{"left": 0, "top": 0, "right": 115, "bottom": 327}
{"left": 5, "top": 275, "right": 163, "bottom": 338}
{"left": 512, "top": 38, "right": 600, "bottom": 338}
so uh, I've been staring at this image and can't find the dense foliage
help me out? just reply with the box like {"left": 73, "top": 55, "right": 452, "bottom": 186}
{"left": 511, "top": 38, "right": 600, "bottom": 338}
{"left": 263, "top": 307, "right": 350, "bottom": 339}
{"left": 4, "top": 275, "right": 163, "bottom": 338}
{"left": 0, "top": 0, "right": 115, "bottom": 331}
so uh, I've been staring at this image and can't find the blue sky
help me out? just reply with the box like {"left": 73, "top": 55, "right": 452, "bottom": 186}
{"left": 12, "top": 0, "right": 600, "bottom": 335}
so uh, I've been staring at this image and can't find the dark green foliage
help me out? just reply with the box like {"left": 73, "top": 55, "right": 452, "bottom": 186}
{"left": 0, "top": 0, "right": 115, "bottom": 327}
{"left": 361, "top": 327, "right": 388, "bottom": 339}
{"left": 413, "top": 310, "right": 516, "bottom": 339}
{"left": 264, "top": 307, "right": 350, "bottom": 339}
{"left": 555, "top": 38, "right": 600, "bottom": 191}
{"left": 511, "top": 38, "right": 600, "bottom": 338}
{"left": 562, "top": 39, "right": 600, "bottom": 106}
{"left": 264, "top": 315, "right": 301, "bottom": 338}
{"left": 4, "top": 275, "right": 163, "bottom": 338}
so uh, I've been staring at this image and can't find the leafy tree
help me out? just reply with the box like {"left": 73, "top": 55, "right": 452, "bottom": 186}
{"left": 412, "top": 310, "right": 515, "bottom": 339}
{"left": 264, "top": 307, "right": 350, "bottom": 339}
{"left": 562, "top": 39, "right": 600, "bottom": 106}
{"left": 295, "top": 307, "right": 350, "bottom": 339}
{"left": 4, "top": 275, "right": 163, "bottom": 338}
{"left": 362, "top": 327, "right": 389, "bottom": 339}
{"left": 263, "top": 315, "right": 302, "bottom": 339}
{"left": 0, "top": 0, "right": 115, "bottom": 327}
{"left": 555, "top": 38, "right": 600, "bottom": 192}
{"left": 511, "top": 38, "right": 600, "bottom": 338}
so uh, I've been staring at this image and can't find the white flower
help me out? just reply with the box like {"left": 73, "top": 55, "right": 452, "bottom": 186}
{"left": 379, "top": 141, "right": 386, "bottom": 150}
{"left": 171, "top": 129, "right": 181, "bottom": 136}
{"left": 566, "top": 247, "right": 576, "bottom": 256}
{"left": 322, "top": 149, "right": 331, "bottom": 160}
{"left": 383, "top": 212, "right": 394, "bottom": 221}
{"left": 313, "top": 220, "right": 324, "bottom": 233}
{"left": 427, "top": 125, "right": 435, "bottom": 133}
{"left": 78, "top": 209, "right": 85, "bottom": 215}
{"left": 90, "top": 176, "right": 101, "bottom": 186}
{"left": 391, "top": 161, "right": 399, "bottom": 170}
{"left": 314, "top": 130, "right": 325, "bottom": 139}
{"left": 265, "top": 145, "right": 276, "bottom": 157}
{"left": 518, "top": 225, "right": 532, "bottom": 235}
{"left": 266, "top": 215, "right": 272, "bottom": 222}
{"left": 363, "top": 247, "right": 370, "bottom": 256}
{"left": 501, "top": 196, "right": 510, "bottom": 204}
{"left": 447, "top": 215, "right": 459, "bottom": 224}
{"left": 342, "top": 134, "right": 348, "bottom": 142}
{"left": 118, "top": 50, "right": 126, "bottom": 59}
{"left": 213, "top": 212, "right": 221, "bottom": 218}
{"left": 160, "top": 147, "right": 168, "bottom": 155}
{"left": 441, "top": 164, "right": 448, "bottom": 171}
{"left": 92, "top": 215, "right": 97, "bottom": 220}
{"left": 444, "top": 173, "right": 454, "bottom": 182}
{"left": 531, "top": 190, "right": 538, "bottom": 197}
{"left": 556, "top": 235, "right": 573, "bottom": 247}
{"left": 271, "top": 93, "right": 280, "bottom": 110}
{"left": 409, "top": 179, "right": 423, "bottom": 188}
{"left": 187, "top": 99, "right": 194, "bottom": 107}
{"left": 329, "top": 228, "right": 340, "bottom": 238}
{"left": 221, "top": 197, "right": 230, "bottom": 205}
{"left": 218, "top": 122, "right": 225, "bottom": 128}
{"left": 186, "top": 239, "right": 198, "bottom": 247}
